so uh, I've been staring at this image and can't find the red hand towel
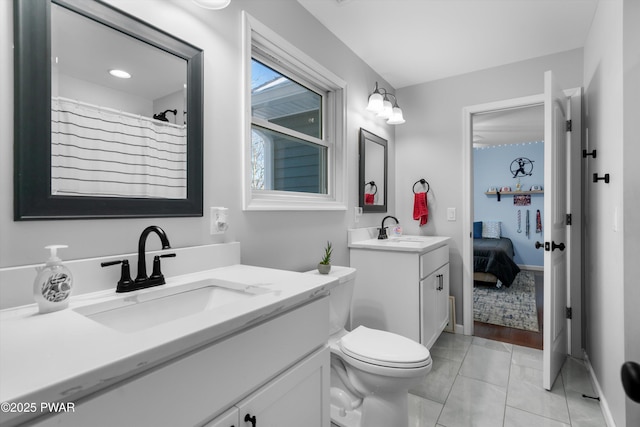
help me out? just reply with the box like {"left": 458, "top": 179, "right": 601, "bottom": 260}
{"left": 413, "top": 192, "right": 429, "bottom": 226}
{"left": 365, "top": 193, "right": 375, "bottom": 205}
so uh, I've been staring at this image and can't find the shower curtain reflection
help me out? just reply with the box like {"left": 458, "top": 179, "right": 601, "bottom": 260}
{"left": 51, "top": 97, "right": 187, "bottom": 199}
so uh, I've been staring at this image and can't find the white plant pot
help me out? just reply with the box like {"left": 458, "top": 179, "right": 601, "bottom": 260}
{"left": 317, "top": 263, "right": 331, "bottom": 274}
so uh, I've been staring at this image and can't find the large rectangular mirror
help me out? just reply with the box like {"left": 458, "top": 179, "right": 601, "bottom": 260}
{"left": 14, "top": 0, "right": 204, "bottom": 220}
{"left": 358, "top": 128, "right": 387, "bottom": 213}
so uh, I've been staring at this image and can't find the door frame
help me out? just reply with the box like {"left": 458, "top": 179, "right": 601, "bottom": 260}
{"left": 461, "top": 89, "right": 583, "bottom": 357}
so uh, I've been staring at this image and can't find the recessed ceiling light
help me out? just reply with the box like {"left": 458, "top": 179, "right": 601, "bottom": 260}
{"left": 109, "top": 69, "right": 131, "bottom": 79}
{"left": 192, "top": 0, "right": 230, "bottom": 9}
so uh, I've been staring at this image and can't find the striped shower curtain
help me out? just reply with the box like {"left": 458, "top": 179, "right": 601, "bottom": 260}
{"left": 51, "top": 97, "right": 187, "bottom": 199}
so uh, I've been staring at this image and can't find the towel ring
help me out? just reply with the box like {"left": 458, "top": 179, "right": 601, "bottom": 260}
{"left": 365, "top": 181, "right": 378, "bottom": 195}
{"left": 412, "top": 179, "right": 430, "bottom": 194}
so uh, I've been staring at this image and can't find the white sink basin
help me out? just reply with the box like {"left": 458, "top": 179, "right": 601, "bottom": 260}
{"left": 374, "top": 237, "right": 425, "bottom": 247}
{"left": 348, "top": 235, "right": 451, "bottom": 253}
{"left": 388, "top": 237, "right": 427, "bottom": 243}
{"left": 375, "top": 236, "right": 438, "bottom": 245}
{"left": 74, "top": 279, "right": 270, "bottom": 333}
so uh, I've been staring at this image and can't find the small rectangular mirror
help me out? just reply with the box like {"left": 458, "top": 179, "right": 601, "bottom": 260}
{"left": 358, "top": 128, "right": 387, "bottom": 213}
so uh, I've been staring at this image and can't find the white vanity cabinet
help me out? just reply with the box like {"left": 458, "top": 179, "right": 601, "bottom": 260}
{"left": 205, "top": 407, "right": 239, "bottom": 427}
{"left": 349, "top": 239, "right": 450, "bottom": 349}
{"left": 235, "top": 347, "right": 329, "bottom": 427}
{"left": 33, "top": 297, "right": 330, "bottom": 427}
{"left": 206, "top": 347, "right": 329, "bottom": 427}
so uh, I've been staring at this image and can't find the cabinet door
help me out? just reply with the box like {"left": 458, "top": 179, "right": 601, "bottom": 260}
{"left": 420, "top": 263, "right": 450, "bottom": 349}
{"left": 434, "top": 263, "right": 450, "bottom": 334}
{"left": 204, "top": 407, "right": 239, "bottom": 427}
{"left": 420, "top": 271, "right": 438, "bottom": 348}
{"left": 237, "top": 347, "right": 330, "bottom": 427}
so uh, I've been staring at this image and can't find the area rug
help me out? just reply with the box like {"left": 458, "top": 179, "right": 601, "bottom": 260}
{"left": 473, "top": 271, "right": 539, "bottom": 332}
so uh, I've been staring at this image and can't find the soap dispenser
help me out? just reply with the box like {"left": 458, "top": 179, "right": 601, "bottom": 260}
{"left": 33, "top": 245, "right": 73, "bottom": 313}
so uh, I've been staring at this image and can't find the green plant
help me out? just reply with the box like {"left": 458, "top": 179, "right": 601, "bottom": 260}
{"left": 319, "top": 241, "right": 333, "bottom": 265}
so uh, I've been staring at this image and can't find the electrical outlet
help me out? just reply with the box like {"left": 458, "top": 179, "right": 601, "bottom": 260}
{"left": 354, "top": 206, "right": 363, "bottom": 223}
{"left": 210, "top": 207, "right": 229, "bottom": 235}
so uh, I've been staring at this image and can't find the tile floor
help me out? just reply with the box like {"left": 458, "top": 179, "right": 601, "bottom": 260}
{"left": 407, "top": 332, "right": 607, "bottom": 427}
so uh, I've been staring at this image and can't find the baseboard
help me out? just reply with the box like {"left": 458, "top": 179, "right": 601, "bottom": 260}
{"left": 583, "top": 350, "right": 617, "bottom": 427}
{"left": 454, "top": 323, "right": 465, "bottom": 334}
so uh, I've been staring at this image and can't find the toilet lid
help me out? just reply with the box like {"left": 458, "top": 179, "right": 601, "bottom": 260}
{"left": 339, "top": 326, "right": 431, "bottom": 369}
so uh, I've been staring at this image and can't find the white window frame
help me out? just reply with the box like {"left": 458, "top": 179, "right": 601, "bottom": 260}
{"left": 242, "top": 12, "right": 347, "bottom": 211}
{"left": 250, "top": 127, "right": 273, "bottom": 191}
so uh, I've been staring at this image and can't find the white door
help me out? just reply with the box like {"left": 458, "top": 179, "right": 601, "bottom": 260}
{"left": 543, "top": 70, "right": 569, "bottom": 390}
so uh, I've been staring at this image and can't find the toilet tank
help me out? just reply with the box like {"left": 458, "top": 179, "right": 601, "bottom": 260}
{"left": 307, "top": 266, "right": 357, "bottom": 335}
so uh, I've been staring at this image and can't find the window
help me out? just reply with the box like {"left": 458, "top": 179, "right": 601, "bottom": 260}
{"left": 251, "top": 59, "right": 326, "bottom": 194}
{"left": 243, "top": 13, "right": 346, "bottom": 210}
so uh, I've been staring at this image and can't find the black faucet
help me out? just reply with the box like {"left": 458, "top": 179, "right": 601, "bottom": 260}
{"left": 135, "top": 226, "right": 172, "bottom": 286}
{"left": 101, "top": 225, "right": 175, "bottom": 292}
{"left": 378, "top": 215, "right": 399, "bottom": 239}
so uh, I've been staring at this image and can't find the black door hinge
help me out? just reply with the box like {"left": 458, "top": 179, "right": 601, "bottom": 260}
{"left": 566, "top": 214, "right": 572, "bottom": 225}
{"left": 566, "top": 307, "right": 573, "bottom": 319}
{"left": 566, "top": 120, "right": 572, "bottom": 132}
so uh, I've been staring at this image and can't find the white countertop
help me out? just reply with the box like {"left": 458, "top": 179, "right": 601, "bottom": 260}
{"left": 348, "top": 235, "right": 450, "bottom": 253}
{"left": 0, "top": 264, "right": 337, "bottom": 422}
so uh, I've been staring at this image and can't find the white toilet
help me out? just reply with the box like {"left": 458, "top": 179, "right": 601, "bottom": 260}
{"left": 309, "top": 266, "right": 432, "bottom": 427}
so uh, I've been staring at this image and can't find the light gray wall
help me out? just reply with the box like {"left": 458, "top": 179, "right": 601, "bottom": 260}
{"left": 623, "top": 0, "right": 640, "bottom": 424}
{"left": 0, "top": 0, "right": 395, "bottom": 271}
{"left": 395, "top": 49, "right": 583, "bottom": 323}
{"left": 584, "top": 0, "right": 640, "bottom": 425}
{"left": 583, "top": 1, "right": 626, "bottom": 424}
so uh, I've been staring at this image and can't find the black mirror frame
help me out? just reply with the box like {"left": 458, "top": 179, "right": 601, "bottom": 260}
{"left": 13, "top": 0, "right": 204, "bottom": 220}
{"left": 358, "top": 128, "right": 388, "bottom": 213}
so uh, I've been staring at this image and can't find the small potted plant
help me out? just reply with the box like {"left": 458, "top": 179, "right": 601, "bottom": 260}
{"left": 318, "top": 241, "right": 333, "bottom": 274}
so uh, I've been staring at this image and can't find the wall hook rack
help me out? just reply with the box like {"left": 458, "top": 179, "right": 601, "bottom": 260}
{"left": 593, "top": 173, "right": 610, "bottom": 183}
{"left": 583, "top": 149, "right": 597, "bottom": 158}
{"left": 412, "top": 179, "right": 430, "bottom": 194}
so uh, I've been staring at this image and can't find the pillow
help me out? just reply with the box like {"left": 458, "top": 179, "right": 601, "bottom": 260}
{"left": 482, "top": 221, "right": 501, "bottom": 239}
{"left": 473, "top": 221, "right": 483, "bottom": 239}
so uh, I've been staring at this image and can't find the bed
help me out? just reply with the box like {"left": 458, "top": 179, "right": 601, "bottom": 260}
{"left": 473, "top": 237, "right": 521, "bottom": 288}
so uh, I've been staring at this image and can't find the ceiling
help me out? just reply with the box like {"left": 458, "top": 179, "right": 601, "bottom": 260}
{"left": 297, "top": 0, "right": 598, "bottom": 89}
{"left": 52, "top": 3, "right": 186, "bottom": 102}
{"left": 472, "top": 104, "right": 544, "bottom": 147}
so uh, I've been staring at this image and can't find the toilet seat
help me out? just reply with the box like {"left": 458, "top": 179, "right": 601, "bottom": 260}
{"left": 339, "top": 326, "right": 431, "bottom": 369}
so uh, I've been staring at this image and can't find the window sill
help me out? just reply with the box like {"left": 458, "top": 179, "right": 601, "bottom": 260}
{"left": 243, "top": 192, "right": 347, "bottom": 211}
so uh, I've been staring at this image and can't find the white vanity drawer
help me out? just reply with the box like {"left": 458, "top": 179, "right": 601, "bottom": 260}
{"left": 419, "top": 245, "right": 449, "bottom": 279}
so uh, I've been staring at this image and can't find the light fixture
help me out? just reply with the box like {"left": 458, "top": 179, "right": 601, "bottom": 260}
{"left": 109, "top": 69, "right": 131, "bottom": 79}
{"left": 366, "top": 82, "right": 405, "bottom": 125}
{"left": 192, "top": 0, "right": 231, "bottom": 9}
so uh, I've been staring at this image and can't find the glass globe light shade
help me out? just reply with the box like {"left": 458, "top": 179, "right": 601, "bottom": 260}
{"left": 377, "top": 99, "right": 393, "bottom": 119}
{"left": 192, "top": 0, "right": 231, "bottom": 9}
{"left": 387, "top": 107, "right": 406, "bottom": 125}
{"left": 366, "top": 92, "right": 384, "bottom": 112}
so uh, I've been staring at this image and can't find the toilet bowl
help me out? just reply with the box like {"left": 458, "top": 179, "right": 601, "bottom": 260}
{"left": 307, "top": 266, "right": 432, "bottom": 427}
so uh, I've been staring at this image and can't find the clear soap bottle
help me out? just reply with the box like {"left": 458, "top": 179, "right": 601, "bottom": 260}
{"left": 33, "top": 245, "right": 73, "bottom": 313}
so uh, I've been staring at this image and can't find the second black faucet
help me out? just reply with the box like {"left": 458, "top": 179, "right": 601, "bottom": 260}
{"left": 378, "top": 215, "right": 399, "bottom": 240}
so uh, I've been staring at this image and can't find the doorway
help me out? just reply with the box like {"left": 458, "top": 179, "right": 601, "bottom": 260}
{"left": 461, "top": 87, "right": 583, "bottom": 359}
{"left": 471, "top": 104, "right": 545, "bottom": 349}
